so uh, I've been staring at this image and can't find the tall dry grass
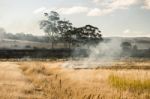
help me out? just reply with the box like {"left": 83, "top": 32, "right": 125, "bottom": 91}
{"left": 108, "top": 74, "right": 150, "bottom": 91}
{"left": 18, "top": 61, "right": 150, "bottom": 99}
{"left": 0, "top": 62, "right": 41, "bottom": 99}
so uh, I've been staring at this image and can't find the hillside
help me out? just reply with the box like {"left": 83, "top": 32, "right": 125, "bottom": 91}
{"left": 0, "top": 37, "right": 150, "bottom": 50}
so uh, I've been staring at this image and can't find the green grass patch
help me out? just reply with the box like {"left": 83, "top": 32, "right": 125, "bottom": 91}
{"left": 108, "top": 74, "right": 150, "bottom": 91}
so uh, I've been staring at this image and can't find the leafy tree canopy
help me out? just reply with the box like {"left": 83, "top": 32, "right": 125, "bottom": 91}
{"left": 40, "top": 11, "right": 102, "bottom": 45}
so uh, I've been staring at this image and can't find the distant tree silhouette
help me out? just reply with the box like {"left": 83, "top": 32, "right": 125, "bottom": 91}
{"left": 121, "top": 42, "right": 132, "bottom": 51}
{"left": 133, "top": 45, "right": 138, "bottom": 51}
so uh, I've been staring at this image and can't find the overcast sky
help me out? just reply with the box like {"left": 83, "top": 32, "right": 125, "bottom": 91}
{"left": 0, "top": 0, "right": 150, "bottom": 37}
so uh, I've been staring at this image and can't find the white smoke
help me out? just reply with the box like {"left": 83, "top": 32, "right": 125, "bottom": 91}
{"left": 62, "top": 38, "right": 124, "bottom": 68}
{"left": 0, "top": 27, "right": 6, "bottom": 40}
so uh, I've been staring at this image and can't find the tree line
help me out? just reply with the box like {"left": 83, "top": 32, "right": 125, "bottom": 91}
{"left": 0, "top": 27, "right": 48, "bottom": 42}
{"left": 40, "top": 11, "right": 103, "bottom": 49}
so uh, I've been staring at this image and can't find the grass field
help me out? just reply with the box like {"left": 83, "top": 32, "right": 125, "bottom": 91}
{"left": 0, "top": 59, "right": 150, "bottom": 99}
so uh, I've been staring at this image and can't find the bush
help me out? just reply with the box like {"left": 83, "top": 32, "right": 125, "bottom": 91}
{"left": 25, "top": 45, "right": 31, "bottom": 49}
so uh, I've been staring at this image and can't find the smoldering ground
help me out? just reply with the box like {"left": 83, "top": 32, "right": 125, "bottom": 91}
{"left": 62, "top": 39, "right": 127, "bottom": 68}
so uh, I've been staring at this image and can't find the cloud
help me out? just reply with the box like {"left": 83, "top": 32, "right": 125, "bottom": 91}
{"left": 92, "top": 0, "right": 104, "bottom": 3}
{"left": 33, "top": 6, "right": 89, "bottom": 15}
{"left": 106, "top": 0, "right": 138, "bottom": 9}
{"left": 92, "top": 0, "right": 138, "bottom": 7}
{"left": 123, "top": 29, "right": 149, "bottom": 37}
{"left": 89, "top": 0, "right": 138, "bottom": 16}
{"left": 33, "top": 7, "right": 46, "bottom": 14}
{"left": 87, "top": 8, "right": 113, "bottom": 16}
{"left": 34, "top": 0, "right": 149, "bottom": 17}
{"left": 58, "top": 6, "right": 89, "bottom": 15}
{"left": 142, "top": 0, "right": 150, "bottom": 9}
{"left": 123, "top": 29, "right": 131, "bottom": 34}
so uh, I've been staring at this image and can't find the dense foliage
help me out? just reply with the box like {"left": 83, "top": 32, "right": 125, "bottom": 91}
{"left": 40, "top": 11, "right": 103, "bottom": 48}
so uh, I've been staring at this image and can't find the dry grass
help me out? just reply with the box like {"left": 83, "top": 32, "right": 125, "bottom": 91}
{"left": 0, "top": 59, "right": 150, "bottom": 99}
{"left": 18, "top": 60, "right": 150, "bottom": 99}
{"left": 108, "top": 74, "right": 150, "bottom": 91}
{"left": 0, "top": 62, "right": 40, "bottom": 99}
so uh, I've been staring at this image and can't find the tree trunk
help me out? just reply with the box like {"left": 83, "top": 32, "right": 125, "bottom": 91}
{"left": 51, "top": 32, "right": 54, "bottom": 49}
{"left": 52, "top": 42, "right": 54, "bottom": 49}
{"left": 69, "top": 42, "right": 70, "bottom": 49}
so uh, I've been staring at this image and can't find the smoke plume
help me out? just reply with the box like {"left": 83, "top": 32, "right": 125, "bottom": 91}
{"left": 62, "top": 38, "right": 124, "bottom": 68}
{"left": 0, "top": 27, "right": 6, "bottom": 39}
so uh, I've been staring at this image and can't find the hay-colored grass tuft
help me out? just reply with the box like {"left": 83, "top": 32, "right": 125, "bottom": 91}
{"left": 108, "top": 74, "right": 150, "bottom": 91}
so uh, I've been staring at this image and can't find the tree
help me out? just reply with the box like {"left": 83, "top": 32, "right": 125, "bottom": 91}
{"left": 40, "top": 11, "right": 60, "bottom": 49}
{"left": 72, "top": 25, "right": 102, "bottom": 46}
{"left": 57, "top": 20, "right": 73, "bottom": 48}
{"left": 121, "top": 42, "right": 132, "bottom": 51}
{"left": 133, "top": 45, "right": 138, "bottom": 51}
{"left": 40, "top": 11, "right": 102, "bottom": 49}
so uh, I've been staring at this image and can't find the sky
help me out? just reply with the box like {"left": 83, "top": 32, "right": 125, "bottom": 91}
{"left": 0, "top": 0, "right": 150, "bottom": 37}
